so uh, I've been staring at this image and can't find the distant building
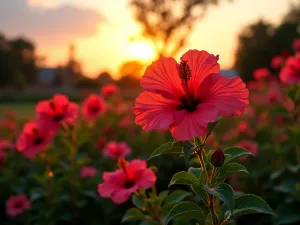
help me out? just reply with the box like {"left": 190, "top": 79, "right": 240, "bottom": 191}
{"left": 38, "top": 68, "right": 56, "bottom": 86}
{"left": 35, "top": 44, "right": 83, "bottom": 89}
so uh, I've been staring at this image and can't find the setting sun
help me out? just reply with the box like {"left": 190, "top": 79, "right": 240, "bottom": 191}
{"left": 127, "top": 41, "right": 156, "bottom": 61}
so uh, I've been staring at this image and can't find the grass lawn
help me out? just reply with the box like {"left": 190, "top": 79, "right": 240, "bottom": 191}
{"left": 0, "top": 103, "right": 36, "bottom": 119}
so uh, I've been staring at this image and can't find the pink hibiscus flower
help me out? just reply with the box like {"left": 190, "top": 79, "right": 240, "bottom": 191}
{"left": 6, "top": 194, "right": 31, "bottom": 217}
{"left": 80, "top": 166, "right": 98, "bottom": 178}
{"left": 293, "top": 38, "right": 300, "bottom": 52}
{"left": 36, "top": 94, "right": 78, "bottom": 130}
{"left": 253, "top": 68, "right": 270, "bottom": 80}
{"left": 271, "top": 55, "right": 284, "bottom": 69}
{"left": 103, "top": 141, "right": 131, "bottom": 159}
{"left": 279, "top": 53, "right": 300, "bottom": 84}
{"left": 101, "top": 83, "right": 119, "bottom": 98}
{"left": 16, "top": 122, "right": 54, "bottom": 158}
{"left": 133, "top": 50, "right": 248, "bottom": 140}
{"left": 81, "top": 94, "right": 107, "bottom": 121}
{"left": 97, "top": 159, "right": 156, "bottom": 204}
{"left": 237, "top": 140, "right": 258, "bottom": 159}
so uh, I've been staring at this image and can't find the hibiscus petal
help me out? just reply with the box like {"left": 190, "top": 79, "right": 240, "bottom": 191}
{"left": 198, "top": 73, "right": 249, "bottom": 116}
{"left": 135, "top": 169, "right": 157, "bottom": 189}
{"left": 97, "top": 182, "right": 122, "bottom": 198}
{"left": 111, "top": 185, "right": 139, "bottom": 204}
{"left": 180, "top": 50, "right": 220, "bottom": 94}
{"left": 170, "top": 103, "right": 219, "bottom": 140}
{"left": 140, "top": 57, "right": 184, "bottom": 98}
{"left": 133, "top": 91, "right": 178, "bottom": 131}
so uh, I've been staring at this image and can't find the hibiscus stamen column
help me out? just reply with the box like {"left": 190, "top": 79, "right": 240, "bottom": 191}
{"left": 179, "top": 60, "right": 191, "bottom": 97}
{"left": 118, "top": 158, "right": 130, "bottom": 180}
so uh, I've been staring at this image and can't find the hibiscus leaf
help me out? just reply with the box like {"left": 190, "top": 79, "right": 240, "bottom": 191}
{"left": 165, "top": 201, "right": 206, "bottom": 225}
{"left": 217, "top": 163, "right": 248, "bottom": 182}
{"left": 205, "top": 117, "right": 222, "bottom": 142}
{"left": 224, "top": 147, "right": 254, "bottom": 163}
{"left": 121, "top": 208, "right": 145, "bottom": 223}
{"left": 148, "top": 141, "right": 183, "bottom": 160}
{"left": 164, "top": 190, "right": 192, "bottom": 206}
{"left": 205, "top": 183, "right": 234, "bottom": 212}
{"left": 132, "top": 195, "right": 146, "bottom": 210}
{"left": 169, "top": 171, "right": 200, "bottom": 187}
{"left": 230, "top": 194, "right": 275, "bottom": 218}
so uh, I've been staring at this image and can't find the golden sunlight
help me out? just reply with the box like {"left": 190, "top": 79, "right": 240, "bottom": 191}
{"left": 127, "top": 41, "right": 156, "bottom": 61}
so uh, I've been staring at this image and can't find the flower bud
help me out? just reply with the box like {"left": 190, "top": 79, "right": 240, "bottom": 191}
{"left": 210, "top": 148, "right": 225, "bottom": 167}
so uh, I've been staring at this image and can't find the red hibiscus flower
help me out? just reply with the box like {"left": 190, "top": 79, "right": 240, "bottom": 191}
{"left": 101, "top": 83, "right": 119, "bottom": 98}
{"left": 279, "top": 53, "right": 300, "bottom": 84}
{"left": 82, "top": 94, "right": 107, "bottom": 121}
{"left": 36, "top": 94, "right": 78, "bottom": 130}
{"left": 103, "top": 141, "right": 131, "bottom": 159}
{"left": 6, "top": 194, "right": 31, "bottom": 217}
{"left": 16, "top": 122, "right": 54, "bottom": 158}
{"left": 253, "top": 68, "right": 270, "bottom": 80}
{"left": 270, "top": 55, "right": 284, "bottom": 69}
{"left": 97, "top": 159, "right": 156, "bottom": 204}
{"left": 133, "top": 50, "right": 248, "bottom": 140}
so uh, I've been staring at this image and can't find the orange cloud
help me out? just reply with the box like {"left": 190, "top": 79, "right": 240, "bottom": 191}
{"left": 0, "top": 0, "right": 103, "bottom": 45}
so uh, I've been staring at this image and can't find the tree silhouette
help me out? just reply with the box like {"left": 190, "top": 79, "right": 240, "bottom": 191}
{"left": 234, "top": 2, "right": 300, "bottom": 81}
{"left": 130, "top": 0, "right": 223, "bottom": 57}
{"left": 0, "top": 34, "right": 38, "bottom": 87}
{"left": 234, "top": 20, "right": 274, "bottom": 82}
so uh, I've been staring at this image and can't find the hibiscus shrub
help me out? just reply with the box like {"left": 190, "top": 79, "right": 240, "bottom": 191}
{"left": 0, "top": 39, "right": 299, "bottom": 225}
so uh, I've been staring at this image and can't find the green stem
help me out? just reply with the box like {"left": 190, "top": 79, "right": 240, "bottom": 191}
{"left": 209, "top": 194, "right": 218, "bottom": 225}
{"left": 209, "top": 167, "right": 218, "bottom": 225}
{"left": 196, "top": 148, "right": 208, "bottom": 182}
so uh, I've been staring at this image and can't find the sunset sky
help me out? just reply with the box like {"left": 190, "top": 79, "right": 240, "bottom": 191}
{"left": 0, "top": 0, "right": 298, "bottom": 79}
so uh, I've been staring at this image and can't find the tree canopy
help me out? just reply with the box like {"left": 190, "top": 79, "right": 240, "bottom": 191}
{"left": 130, "top": 0, "right": 224, "bottom": 57}
{"left": 234, "top": 2, "right": 300, "bottom": 81}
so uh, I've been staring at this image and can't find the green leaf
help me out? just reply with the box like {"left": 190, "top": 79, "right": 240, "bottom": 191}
{"left": 169, "top": 171, "right": 200, "bottom": 187}
{"left": 164, "top": 190, "right": 192, "bottom": 206}
{"left": 148, "top": 142, "right": 183, "bottom": 160}
{"left": 121, "top": 208, "right": 145, "bottom": 223}
{"left": 207, "top": 183, "right": 234, "bottom": 212}
{"left": 224, "top": 147, "right": 254, "bottom": 163}
{"left": 206, "top": 117, "right": 221, "bottom": 140}
{"left": 274, "top": 203, "right": 300, "bottom": 225}
{"left": 192, "top": 186, "right": 206, "bottom": 200}
{"left": 274, "top": 179, "right": 297, "bottom": 194}
{"left": 184, "top": 141, "right": 194, "bottom": 167}
{"left": 188, "top": 167, "right": 202, "bottom": 178}
{"left": 199, "top": 169, "right": 208, "bottom": 185}
{"left": 159, "top": 190, "right": 169, "bottom": 201}
{"left": 217, "top": 163, "right": 248, "bottom": 182}
{"left": 165, "top": 201, "right": 206, "bottom": 225}
{"left": 189, "top": 167, "right": 207, "bottom": 185}
{"left": 288, "top": 85, "right": 299, "bottom": 102}
{"left": 271, "top": 107, "right": 289, "bottom": 116}
{"left": 132, "top": 195, "right": 146, "bottom": 210}
{"left": 231, "top": 194, "right": 275, "bottom": 218}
